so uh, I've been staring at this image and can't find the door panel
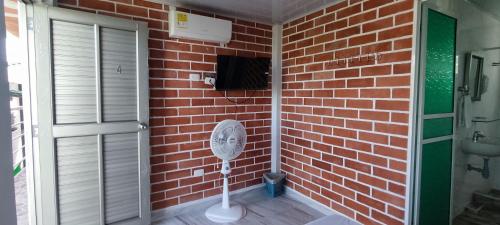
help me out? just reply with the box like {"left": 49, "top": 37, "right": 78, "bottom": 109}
{"left": 32, "top": 5, "right": 150, "bottom": 225}
{"left": 423, "top": 117, "right": 454, "bottom": 139}
{"left": 101, "top": 28, "right": 137, "bottom": 122}
{"left": 52, "top": 20, "right": 97, "bottom": 124}
{"left": 420, "top": 140, "right": 453, "bottom": 225}
{"left": 103, "top": 133, "right": 140, "bottom": 224}
{"left": 423, "top": 10, "right": 456, "bottom": 115}
{"left": 56, "top": 136, "right": 100, "bottom": 225}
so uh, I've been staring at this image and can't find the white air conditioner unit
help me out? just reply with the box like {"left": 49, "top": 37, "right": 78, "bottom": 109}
{"left": 169, "top": 7, "right": 232, "bottom": 44}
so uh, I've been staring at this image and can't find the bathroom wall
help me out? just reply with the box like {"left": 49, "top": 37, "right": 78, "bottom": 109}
{"left": 452, "top": 0, "right": 500, "bottom": 216}
{"left": 280, "top": 0, "right": 415, "bottom": 224}
{"left": 57, "top": 0, "right": 273, "bottom": 210}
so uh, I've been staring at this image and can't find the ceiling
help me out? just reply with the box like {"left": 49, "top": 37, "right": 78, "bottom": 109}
{"left": 468, "top": 0, "right": 500, "bottom": 21}
{"left": 161, "top": 0, "right": 342, "bottom": 24}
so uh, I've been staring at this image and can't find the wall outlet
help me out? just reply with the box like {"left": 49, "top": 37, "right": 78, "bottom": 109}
{"left": 204, "top": 77, "right": 215, "bottom": 86}
{"left": 193, "top": 169, "right": 204, "bottom": 177}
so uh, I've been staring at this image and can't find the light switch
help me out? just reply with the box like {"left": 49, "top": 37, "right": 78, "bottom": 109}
{"left": 193, "top": 169, "right": 204, "bottom": 177}
{"left": 189, "top": 73, "right": 201, "bottom": 81}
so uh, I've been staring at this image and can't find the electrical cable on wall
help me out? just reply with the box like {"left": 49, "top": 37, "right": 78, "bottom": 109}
{"left": 208, "top": 78, "right": 258, "bottom": 111}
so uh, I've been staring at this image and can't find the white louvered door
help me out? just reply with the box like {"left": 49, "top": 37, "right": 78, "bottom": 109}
{"left": 31, "top": 5, "right": 150, "bottom": 225}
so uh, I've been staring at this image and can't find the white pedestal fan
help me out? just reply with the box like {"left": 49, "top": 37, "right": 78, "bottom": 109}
{"left": 205, "top": 119, "right": 247, "bottom": 223}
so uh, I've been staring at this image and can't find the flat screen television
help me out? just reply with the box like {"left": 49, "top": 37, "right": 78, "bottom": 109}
{"left": 216, "top": 55, "right": 270, "bottom": 90}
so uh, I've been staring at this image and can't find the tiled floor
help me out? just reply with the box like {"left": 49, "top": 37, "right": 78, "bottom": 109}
{"left": 453, "top": 190, "right": 500, "bottom": 225}
{"left": 15, "top": 170, "right": 28, "bottom": 225}
{"left": 454, "top": 208, "right": 500, "bottom": 225}
{"left": 154, "top": 188, "right": 357, "bottom": 225}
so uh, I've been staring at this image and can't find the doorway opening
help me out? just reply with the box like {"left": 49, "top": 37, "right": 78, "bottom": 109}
{"left": 5, "top": 0, "right": 32, "bottom": 225}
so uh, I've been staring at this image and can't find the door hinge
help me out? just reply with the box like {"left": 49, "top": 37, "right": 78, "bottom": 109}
{"left": 27, "top": 17, "right": 34, "bottom": 31}
{"left": 32, "top": 125, "right": 38, "bottom": 137}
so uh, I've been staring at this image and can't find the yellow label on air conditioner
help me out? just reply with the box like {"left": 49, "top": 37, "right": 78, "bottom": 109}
{"left": 177, "top": 12, "right": 188, "bottom": 26}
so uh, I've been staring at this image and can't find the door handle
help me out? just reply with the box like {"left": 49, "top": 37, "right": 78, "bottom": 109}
{"left": 138, "top": 123, "right": 149, "bottom": 130}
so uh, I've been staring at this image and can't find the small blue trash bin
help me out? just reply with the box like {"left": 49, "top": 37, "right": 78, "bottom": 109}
{"left": 263, "top": 172, "right": 286, "bottom": 197}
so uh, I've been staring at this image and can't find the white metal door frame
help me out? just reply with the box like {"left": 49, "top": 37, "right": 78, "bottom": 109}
{"left": 29, "top": 5, "right": 150, "bottom": 225}
{"left": 411, "top": 3, "right": 458, "bottom": 225}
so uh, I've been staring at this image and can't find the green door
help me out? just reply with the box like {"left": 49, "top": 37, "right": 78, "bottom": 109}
{"left": 417, "top": 8, "right": 457, "bottom": 225}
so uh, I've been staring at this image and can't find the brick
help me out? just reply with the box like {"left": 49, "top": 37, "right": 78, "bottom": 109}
{"left": 358, "top": 174, "right": 387, "bottom": 190}
{"left": 393, "top": 63, "right": 411, "bottom": 74}
{"left": 325, "top": 40, "right": 347, "bottom": 51}
{"left": 378, "top": 25, "right": 413, "bottom": 41}
{"left": 372, "top": 189, "right": 405, "bottom": 208}
{"left": 335, "top": 47, "right": 360, "bottom": 59}
{"left": 322, "top": 188, "right": 342, "bottom": 202}
{"left": 347, "top": 78, "right": 374, "bottom": 88}
{"left": 396, "top": 11, "right": 414, "bottom": 25}
{"left": 116, "top": 4, "right": 148, "bottom": 17}
{"left": 362, "top": 17, "right": 393, "bottom": 33}
{"left": 315, "top": 13, "right": 335, "bottom": 26}
{"left": 374, "top": 145, "right": 406, "bottom": 160}
{"left": 305, "top": 45, "right": 324, "bottom": 55}
{"left": 388, "top": 205, "right": 405, "bottom": 220}
{"left": 306, "top": 26, "right": 325, "bottom": 38}
{"left": 375, "top": 100, "right": 409, "bottom": 111}
{"left": 336, "top": 26, "right": 361, "bottom": 39}
{"left": 79, "top": 0, "right": 115, "bottom": 12}
{"left": 335, "top": 68, "right": 359, "bottom": 78}
{"left": 325, "top": 19, "right": 348, "bottom": 32}
{"left": 375, "top": 123, "right": 408, "bottom": 135}
{"left": 335, "top": 89, "right": 359, "bottom": 98}
{"left": 360, "top": 89, "right": 391, "bottom": 98}
{"left": 349, "top": 33, "right": 376, "bottom": 46}
{"left": 345, "top": 160, "right": 371, "bottom": 174}
{"left": 306, "top": 9, "right": 325, "bottom": 21}
{"left": 326, "top": 1, "right": 348, "bottom": 13}
{"left": 314, "top": 33, "right": 335, "bottom": 44}
{"left": 312, "top": 159, "right": 331, "bottom": 171}
{"left": 376, "top": 76, "right": 411, "bottom": 87}
{"left": 362, "top": 0, "right": 393, "bottom": 10}
{"left": 133, "top": 0, "right": 162, "bottom": 9}
{"left": 363, "top": 46, "right": 392, "bottom": 60}
{"left": 346, "top": 101, "right": 370, "bottom": 111}
{"left": 149, "top": 9, "right": 166, "bottom": 20}
{"left": 345, "top": 198, "right": 369, "bottom": 215}
{"left": 359, "top": 132, "right": 388, "bottom": 145}
{"left": 323, "top": 136, "right": 344, "bottom": 146}
{"left": 361, "top": 110, "right": 389, "bottom": 122}
{"left": 334, "top": 109, "right": 358, "bottom": 118}
{"left": 349, "top": 10, "right": 376, "bottom": 25}
{"left": 379, "top": 0, "right": 414, "bottom": 17}
{"left": 337, "top": 4, "right": 361, "bottom": 19}
{"left": 390, "top": 136, "right": 408, "bottom": 148}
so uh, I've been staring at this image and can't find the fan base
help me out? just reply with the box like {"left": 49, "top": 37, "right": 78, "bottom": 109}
{"left": 205, "top": 203, "right": 246, "bottom": 223}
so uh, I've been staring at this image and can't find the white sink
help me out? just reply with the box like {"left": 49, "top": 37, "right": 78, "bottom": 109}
{"left": 462, "top": 137, "right": 500, "bottom": 157}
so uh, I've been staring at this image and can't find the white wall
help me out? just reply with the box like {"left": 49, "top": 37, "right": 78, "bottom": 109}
{"left": 0, "top": 0, "right": 18, "bottom": 223}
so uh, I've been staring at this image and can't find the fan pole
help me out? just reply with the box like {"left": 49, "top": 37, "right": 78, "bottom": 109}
{"left": 221, "top": 160, "right": 231, "bottom": 209}
{"left": 222, "top": 174, "right": 230, "bottom": 209}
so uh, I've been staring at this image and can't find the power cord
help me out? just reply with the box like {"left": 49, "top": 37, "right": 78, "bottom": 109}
{"left": 208, "top": 78, "right": 258, "bottom": 106}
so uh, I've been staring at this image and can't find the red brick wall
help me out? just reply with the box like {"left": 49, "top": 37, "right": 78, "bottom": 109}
{"left": 5, "top": 0, "right": 18, "bottom": 37}
{"left": 281, "top": 0, "right": 414, "bottom": 224}
{"left": 57, "top": 0, "right": 272, "bottom": 211}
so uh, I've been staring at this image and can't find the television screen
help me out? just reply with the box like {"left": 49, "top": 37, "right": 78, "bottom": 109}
{"left": 216, "top": 55, "right": 270, "bottom": 90}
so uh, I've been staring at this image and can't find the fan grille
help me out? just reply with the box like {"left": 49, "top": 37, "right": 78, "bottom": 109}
{"left": 210, "top": 120, "right": 247, "bottom": 160}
